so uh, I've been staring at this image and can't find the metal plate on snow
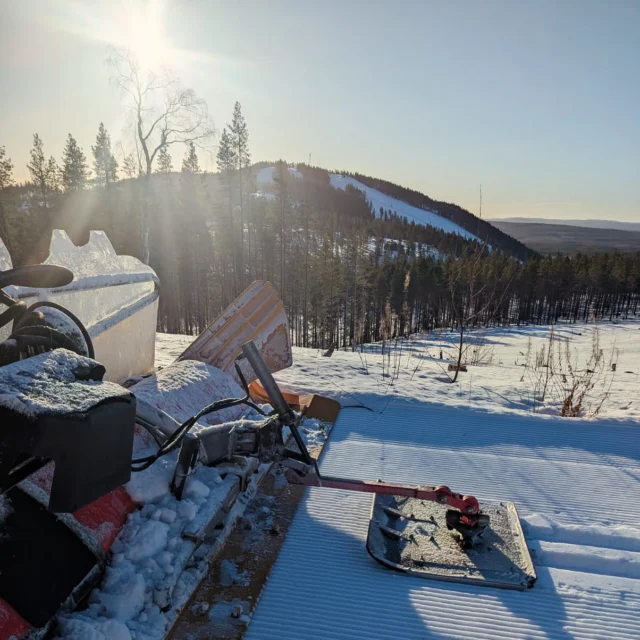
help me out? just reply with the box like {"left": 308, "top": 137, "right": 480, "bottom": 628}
{"left": 366, "top": 495, "right": 536, "bottom": 591}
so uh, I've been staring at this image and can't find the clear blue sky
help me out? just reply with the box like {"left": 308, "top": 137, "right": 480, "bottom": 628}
{"left": 1, "top": 0, "right": 639, "bottom": 221}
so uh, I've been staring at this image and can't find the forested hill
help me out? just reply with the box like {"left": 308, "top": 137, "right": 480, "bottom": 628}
{"left": 250, "top": 162, "right": 534, "bottom": 262}
{"left": 1, "top": 160, "right": 530, "bottom": 269}
{"left": 345, "top": 170, "right": 535, "bottom": 261}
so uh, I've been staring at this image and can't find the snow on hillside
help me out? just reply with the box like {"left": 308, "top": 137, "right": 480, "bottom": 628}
{"left": 254, "top": 166, "right": 479, "bottom": 242}
{"left": 329, "top": 174, "right": 480, "bottom": 241}
{"left": 256, "top": 165, "right": 302, "bottom": 185}
{"left": 371, "top": 237, "right": 440, "bottom": 261}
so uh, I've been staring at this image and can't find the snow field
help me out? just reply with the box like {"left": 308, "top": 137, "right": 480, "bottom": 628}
{"left": 255, "top": 166, "right": 302, "bottom": 185}
{"left": 273, "top": 322, "right": 640, "bottom": 422}
{"left": 244, "top": 321, "right": 640, "bottom": 639}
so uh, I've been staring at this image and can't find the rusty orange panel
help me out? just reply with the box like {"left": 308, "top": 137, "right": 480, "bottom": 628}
{"left": 179, "top": 281, "right": 292, "bottom": 381}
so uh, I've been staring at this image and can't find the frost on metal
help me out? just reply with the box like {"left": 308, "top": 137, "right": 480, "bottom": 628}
{"left": 0, "top": 349, "right": 130, "bottom": 419}
{"left": 0, "top": 236, "right": 12, "bottom": 272}
{"left": 0, "top": 237, "right": 14, "bottom": 342}
{"left": 5, "top": 230, "right": 160, "bottom": 382}
{"left": 132, "top": 360, "right": 247, "bottom": 438}
{"left": 367, "top": 496, "right": 536, "bottom": 590}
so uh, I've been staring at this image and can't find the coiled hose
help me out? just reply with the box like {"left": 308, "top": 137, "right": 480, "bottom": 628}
{"left": 0, "top": 270, "right": 94, "bottom": 365}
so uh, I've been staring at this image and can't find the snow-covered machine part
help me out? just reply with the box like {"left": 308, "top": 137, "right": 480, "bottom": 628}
{"left": 179, "top": 281, "right": 292, "bottom": 383}
{"left": 132, "top": 360, "right": 248, "bottom": 440}
{"left": 0, "top": 349, "right": 138, "bottom": 638}
{"left": 0, "top": 238, "right": 15, "bottom": 343}
{"left": 0, "top": 349, "right": 135, "bottom": 511}
{"left": 367, "top": 495, "right": 536, "bottom": 590}
{"left": 6, "top": 230, "right": 159, "bottom": 382}
{"left": 239, "top": 342, "right": 529, "bottom": 570}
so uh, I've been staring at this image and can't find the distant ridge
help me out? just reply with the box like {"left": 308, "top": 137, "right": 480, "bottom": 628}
{"left": 489, "top": 217, "right": 640, "bottom": 233}
{"left": 490, "top": 220, "right": 640, "bottom": 254}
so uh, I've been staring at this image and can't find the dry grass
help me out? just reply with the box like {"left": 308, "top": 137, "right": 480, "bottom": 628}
{"left": 521, "top": 327, "right": 618, "bottom": 417}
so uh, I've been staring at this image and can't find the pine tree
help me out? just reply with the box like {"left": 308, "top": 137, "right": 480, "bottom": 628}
{"left": 122, "top": 154, "right": 138, "bottom": 179}
{"left": 156, "top": 146, "right": 173, "bottom": 173}
{"left": 62, "top": 134, "right": 89, "bottom": 192}
{"left": 181, "top": 142, "right": 200, "bottom": 174}
{"left": 228, "top": 102, "right": 250, "bottom": 286}
{"left": 26, "top": 134, "right": 48, "bottom": 201}
{"left": 92, "top": 122, "right": 118, "bottom": 187}
{"left": 45, "top": 156, "right": 62, "bottom": 193}
{"left": 229, "top": 102, "right": 250, "bottom": 171}
{"left": 216, "top": 128, "right": 237, "bottom": 173}
{"left": 0, "top": 146, "right": 14, "bottom": 189}
{"left": 216, "top": 127, "right": 239, "bottom": 293}
{"left": 0, "top": 146, "right": 14, "bottom": 259}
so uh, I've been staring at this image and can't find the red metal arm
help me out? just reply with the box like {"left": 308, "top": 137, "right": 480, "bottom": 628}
{"left": 284, "top": 464, "right": 480, "bottom": 515}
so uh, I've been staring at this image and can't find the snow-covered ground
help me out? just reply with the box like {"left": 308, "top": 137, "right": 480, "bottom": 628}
{"left": 274, "top": 322, "right": 640, "bottom": 422}
{"left": 244, "top": 321, "right": 640, "bottom": 640}
{"left": 56, "top": 321, "right": 640, "bottom": 639}
{"left": 329, "top": 174, "right": 479, "bottom": 241}
{"left": 369, "top": 237, "right": 440, "bottom": 262}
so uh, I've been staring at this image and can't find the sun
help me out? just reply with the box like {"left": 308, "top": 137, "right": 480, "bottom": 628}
{"left": 124, "top": 1, "right": 171, "bottom": 73}
{"left": 49, "top": 0, "right": 214, "bottom": 76}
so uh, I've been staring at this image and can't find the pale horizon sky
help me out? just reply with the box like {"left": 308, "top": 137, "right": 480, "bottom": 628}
{"left": 1, "top": 0, "right": 639, "bottom": 222}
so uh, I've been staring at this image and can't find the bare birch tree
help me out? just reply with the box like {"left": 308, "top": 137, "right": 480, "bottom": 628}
{"left": 107, "top": 47, "right": 214, "bottom": 263}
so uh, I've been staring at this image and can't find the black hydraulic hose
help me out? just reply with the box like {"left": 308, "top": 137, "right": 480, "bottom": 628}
{"left": 0, "top": 291, "right": 94, "bottom": 360}
{"left": 131, "top": 395, "right": 254, "bottom": 472}
{"left": 0, "top": 301, "right": 27, "bottom": 330}
{"left": 22, "top": 301, "right": 94, "bottom": 359}
{"left": 9, "top": 326, "right": 79, "bottom": 353}
{"left": 0, "top": 264, "right": 91, "bottom": 359}
{"left": 131, "top": 363, "right": 269, "bottom": 472}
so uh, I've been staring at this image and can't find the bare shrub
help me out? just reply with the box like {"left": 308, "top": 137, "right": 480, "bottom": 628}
{"left": 522, "top": 327, "right": 617, "bottom": 417}
{"left": 467, "top": 336, "right": 495, "bottom": 366}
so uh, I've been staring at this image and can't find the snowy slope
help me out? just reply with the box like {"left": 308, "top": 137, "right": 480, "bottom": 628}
{"left": 243, "top": 321, "right": 640, "bottom": 640}
{"left": 256, "top": 165, "right": 302, "bottom": 185}
{"left": 254, "top": 166, "right": 479, "bottom": 242}
{"left": 330, "top": 174, "right": 480, "bottom": 241}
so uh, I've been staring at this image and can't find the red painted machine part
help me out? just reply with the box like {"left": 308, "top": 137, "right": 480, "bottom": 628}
{"left": 0, "top": 469, "right": 138, "bottom": 639}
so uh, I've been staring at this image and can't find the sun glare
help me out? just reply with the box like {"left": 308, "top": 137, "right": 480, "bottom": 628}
{"left": 124, "top": 2, "right": 170, "bottom": 73}
{"left": 50, "top": 0, "right": 217, "bottom": 77}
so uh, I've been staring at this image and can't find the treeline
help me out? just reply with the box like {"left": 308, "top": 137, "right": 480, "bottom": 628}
{"left": 1, "top": 135, "right": 638, "bottom": 351}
